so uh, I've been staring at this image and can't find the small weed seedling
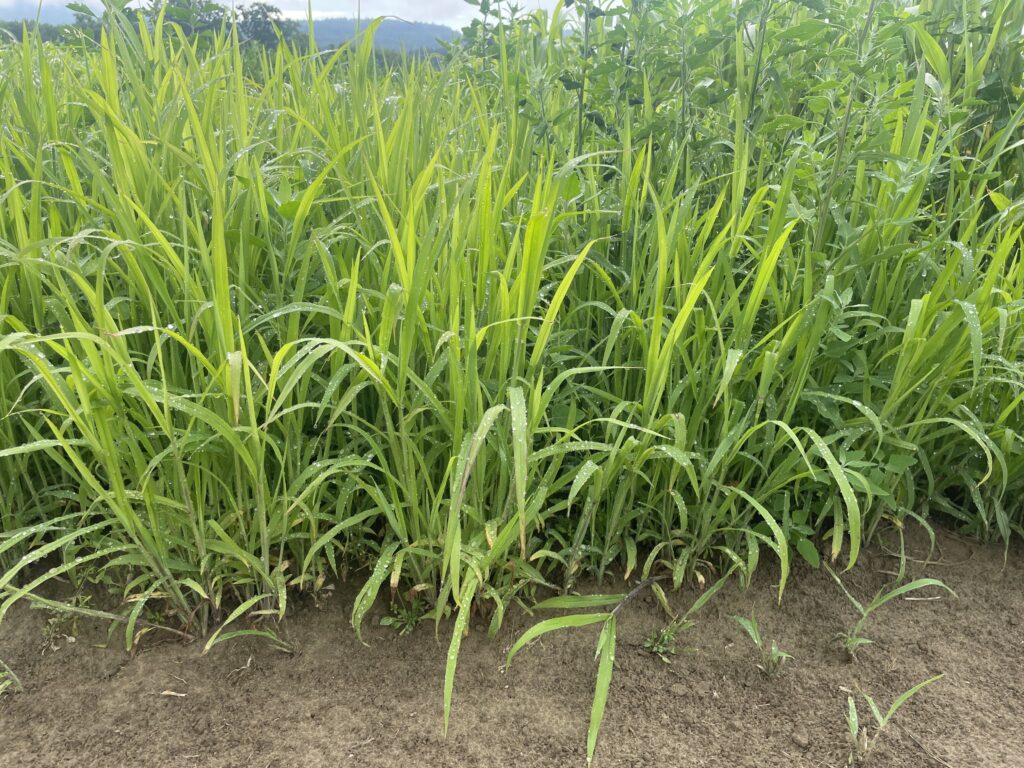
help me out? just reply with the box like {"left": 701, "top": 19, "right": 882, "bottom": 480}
{"left": 42, "top": 612, "right": 79, "bottom": 654}
{"left": 845, "top": 674, "right": 944, "bottom": 765}
{"left": 732, "top": 612, "right": 792, "bottom": 675}
{"left": 825, "top": 566, "right": 954, "bottom": 660}
{"left": 380, "top": 599, "right": 425, "bottom": 636}
{"left": 0, "top": 659, "right": 22, "bottom": 696}
{"left": 643, "top": 617, "right": 694, "bottom": 663}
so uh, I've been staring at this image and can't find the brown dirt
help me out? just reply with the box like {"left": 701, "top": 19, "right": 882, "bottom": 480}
{"left": 1, "top": 527, "right": 1022, "bottom": 768}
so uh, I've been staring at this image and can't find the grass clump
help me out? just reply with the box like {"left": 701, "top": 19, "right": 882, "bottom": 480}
{"left": 0, "top": 659, "right": 21, "bottom": 696}
{"left": 643, "top": 617, "right": 693, "bottom": 664}
{"left": 732, "top": 611, "right": 792, "bottom": 676}
{"left": 826, "top": 566, "right": 955, "bottom": 660}
{"left": 380, "top": 598, "right": 426, "bottom": 636}
{"left": 0, "top": 0, "right": 1021, "bottom": 761}
{"left": 846, "top": 675, "right": 945, "bottom": 765}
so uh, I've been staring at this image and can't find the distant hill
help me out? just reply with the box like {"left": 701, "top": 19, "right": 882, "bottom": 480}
{"left": 313, "top": 18, "right": 457, "bottom": 51}
{"left": 0, "top": 4, "right": 459, "bottom": 51}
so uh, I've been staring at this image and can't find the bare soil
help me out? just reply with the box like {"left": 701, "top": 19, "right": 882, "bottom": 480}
{"left": 2, "top": 528, "right": 1022, "bottom": 767}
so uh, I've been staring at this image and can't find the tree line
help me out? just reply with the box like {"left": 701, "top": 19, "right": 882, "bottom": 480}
{"left": 1, "top": 1, "right": 301, "bottom": 46}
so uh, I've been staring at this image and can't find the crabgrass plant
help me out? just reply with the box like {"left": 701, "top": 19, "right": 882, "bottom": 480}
{"left": 732, "top": 611, "right": 792, "bottom": 675}
{"left": 643, "top": 615, "right": 693, "bottom": 663}
{"left": 0, "top": 0, "right": 1021, "bottom": 762}
{"left": 0, "top": 658, "right": 22, "bottom": 695}
{"left": 825, "top": 565, "right": 955, "bottom": 659}
{"left": 846, "top": 675, "right": 945, "bottom": 765}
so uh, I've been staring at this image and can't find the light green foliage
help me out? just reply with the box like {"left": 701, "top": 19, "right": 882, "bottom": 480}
{"left": 643, "top": 572, "right": 732, "bottom": 663}
{"left": 380, "top": 598, "right": 425, "bottom": 636}
{"left": 826, "top": 566, "right": 955, "bottom": 659}
{"left": 506, "top": 571, "right": 732, "bottom": 761}
{"left": 643, "top": 617, "right": 693, "bottom": 663}
{"left": 846, "top": 675, "right": 945, "bottom": 764}
{"left": 503, "top": 593, "right": 619, "bottom": 765}
{"left": 732, "top": 611, "right": 792, "bottom": 675}
{"left": 0, "top": 658, "right": 22, "bottom": 696}
{"left": 0, "top": 0, "right": 1021, "bottom": 762}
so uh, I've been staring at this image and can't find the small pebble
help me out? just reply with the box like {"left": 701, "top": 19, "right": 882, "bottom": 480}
{"left": 791, "top": 727, "right": 810, "bottom": 749}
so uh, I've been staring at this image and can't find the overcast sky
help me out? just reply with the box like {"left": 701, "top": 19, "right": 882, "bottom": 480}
{"left": 0, "top": 0, "right": 562, "bottom": 26}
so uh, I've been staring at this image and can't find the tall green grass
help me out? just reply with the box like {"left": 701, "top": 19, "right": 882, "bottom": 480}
{"left": 0, "top": 0, "right": 1021, "bottom": 737}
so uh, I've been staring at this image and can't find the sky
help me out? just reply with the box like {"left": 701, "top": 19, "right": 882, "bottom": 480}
{"left": 0, "top": 0, "right": 561, "bottom": 27}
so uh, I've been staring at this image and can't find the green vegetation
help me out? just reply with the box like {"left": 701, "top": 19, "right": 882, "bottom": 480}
{"left": 643, "top": 616, "right": 692, "bottom": 663}
{"left": 732, "top": 611, "right": 791, "bottom": 675}
{"left": 0, "top": 658, "right": 22, "bottom": 695}
{"left": 505, "top": 593, "right": 622, "bottom": 764}
{"left": 826, "top": 566, "right": 955, "bottom": 659}
{"left": 380, "top": 597, "right": 426, "bottom": 635}
{"left": 504, "top": 569, "right": 727, "bottom": 762}
{"left": 0, "top": 0, "right": 1021, "bottom": 759}
{"left": 845, "top": 674, "right": 946, "bottom": 764}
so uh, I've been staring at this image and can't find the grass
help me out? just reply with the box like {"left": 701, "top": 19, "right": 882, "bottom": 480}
{"left": 825, "top": 565, "right": 955, "bottom": 660}
{"left": 732, "top": 611, "right": 792, "bottom": 675}
{"left": 0, "top": 657, "right": 22, "bottom": 695}
{"left": 0, "top": 0, "right": 1021, "bottom": 761}
{"left": 643, "top": 616, "right": 692, "bottom": 663}
{"left": 502, "top": 571, "right": 729, "bottom": 762}
{"left": 846, "top": 674, "right": 946, "bottom": 764}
